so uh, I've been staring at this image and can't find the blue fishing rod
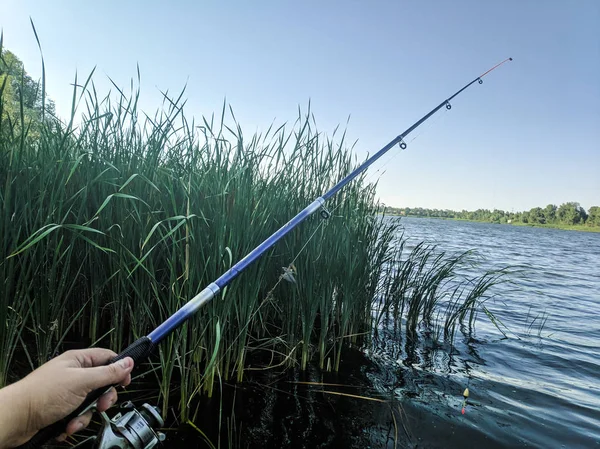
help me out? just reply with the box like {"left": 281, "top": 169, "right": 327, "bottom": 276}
{"left": 20, "top": 57, "right": 513, "bottom": 448}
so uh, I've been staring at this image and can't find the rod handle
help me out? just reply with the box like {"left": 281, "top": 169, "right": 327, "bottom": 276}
{"left": 15, "top": 337, "right": 155, "bottom": 449}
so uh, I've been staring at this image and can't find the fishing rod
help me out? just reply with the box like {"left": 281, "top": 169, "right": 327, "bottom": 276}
{"left": 19, "top": 57, "right": 513, "bottom": 449}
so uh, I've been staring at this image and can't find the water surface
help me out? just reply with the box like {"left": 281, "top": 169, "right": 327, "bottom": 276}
{"left": 393, "top": 217, "right": 600, "bottom": 448}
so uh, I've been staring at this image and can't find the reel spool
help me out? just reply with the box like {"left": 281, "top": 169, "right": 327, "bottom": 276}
{"left": 95, "top": 402, "right": 165, "bottom": 449}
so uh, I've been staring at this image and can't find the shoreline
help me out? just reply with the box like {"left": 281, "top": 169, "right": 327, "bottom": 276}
{"left": 387, "top": 215, "right": 600, "bottom": 233}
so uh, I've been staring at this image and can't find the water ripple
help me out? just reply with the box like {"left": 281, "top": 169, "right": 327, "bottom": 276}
{"left": 394, "top": 217, "right": 600, "bottom": 447}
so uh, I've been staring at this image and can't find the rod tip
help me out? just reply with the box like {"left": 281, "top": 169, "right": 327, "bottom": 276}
{"left": 509, "top": 57, "right": 513, "bottom": 61}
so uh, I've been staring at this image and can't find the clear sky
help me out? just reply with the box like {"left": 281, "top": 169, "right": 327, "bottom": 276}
{"left": 2, "top": 0, "right": 599, "bottom": 211}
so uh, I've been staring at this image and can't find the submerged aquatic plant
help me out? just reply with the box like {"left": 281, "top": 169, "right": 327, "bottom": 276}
{"left": 375, "top": 236, "right": 510, "bottom": 346}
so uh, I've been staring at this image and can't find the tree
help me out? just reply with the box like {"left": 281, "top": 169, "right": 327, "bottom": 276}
{"left": 588, "top": 206, "right": 600, "bottom": 227}
{"left": 490, "top": 209, "right": 504, "bottom": 223}
{"left": 528, "top": 207, "right": 545, "bottom": 224}
{"left": 0, "top": 48, "right": 55, "bottom": 136}
{"left": 557, "top": 202, "right": 587, "bottom": 225}
{"left": 544, "top": 204, "right": 557, "bottom": 223}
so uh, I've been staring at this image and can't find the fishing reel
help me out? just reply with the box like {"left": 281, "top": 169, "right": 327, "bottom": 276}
{"left": 94, "top": 402, "right": 165, "bottom": 449}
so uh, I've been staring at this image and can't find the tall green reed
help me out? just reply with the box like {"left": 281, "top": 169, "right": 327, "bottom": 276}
{"left": 0, "top": 59, "right": 508, "bottom": 422}
{"left": 376, "top": 235, "right": 509, "bottom": 346}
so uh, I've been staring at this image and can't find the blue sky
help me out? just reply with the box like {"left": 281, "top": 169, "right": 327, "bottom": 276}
{"left": 2, "top": 0, "right": 599, "bottom": 211}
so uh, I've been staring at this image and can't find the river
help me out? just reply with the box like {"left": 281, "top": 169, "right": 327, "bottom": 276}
{"left": 392, "top": 217, "right": 600, "bottom": 448}
{"left": 169, "top": 217, "right": 600, "bottom": 448}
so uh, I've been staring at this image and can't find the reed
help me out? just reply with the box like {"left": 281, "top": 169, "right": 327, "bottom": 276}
{"left": 0, "top": 53, "right": 508, "bottom": 424}
{"left": 376, "top": 236, "right": 509, "bottom": 346}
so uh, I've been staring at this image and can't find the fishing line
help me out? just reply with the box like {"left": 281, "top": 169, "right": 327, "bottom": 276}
{"left": 407, "top": 105, "right": 450, "bottom": 144}
{"left": 19, "top": 57, "right": 513, "bottom": 449}
{"left": 360, "top": 106, "right": 451, "bottom": 189}
{"left": 224, "top": 219, "right": 327, "bottom": 357}
{"left": 208, "top": 60, "right": 506, "bottom": 379}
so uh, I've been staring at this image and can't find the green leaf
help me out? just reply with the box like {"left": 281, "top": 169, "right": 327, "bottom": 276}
{"left": 204, "top": 319, "right": 221, "bottom": 376}
{"left": 8, "top": 224, "right": 62, "bottom": 258}
{"left": 90, "top": 193, "right": 145, "bottom": 221}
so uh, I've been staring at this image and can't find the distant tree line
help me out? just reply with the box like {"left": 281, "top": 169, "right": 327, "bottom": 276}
{"left": 384, "top": 203, "right": 600, "bottom": 227}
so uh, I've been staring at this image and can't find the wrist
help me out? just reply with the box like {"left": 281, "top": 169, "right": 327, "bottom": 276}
{"left": 0, "top": 380, "right": 36, "bottom": 448}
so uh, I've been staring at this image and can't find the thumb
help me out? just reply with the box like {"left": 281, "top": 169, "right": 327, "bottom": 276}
{"left": 82, "top": 357, "right": 134, "bottom": 391}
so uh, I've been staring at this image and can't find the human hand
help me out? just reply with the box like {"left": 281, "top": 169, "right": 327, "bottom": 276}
{"left": 0, "top": 348, "right": 134, "bottom": 448}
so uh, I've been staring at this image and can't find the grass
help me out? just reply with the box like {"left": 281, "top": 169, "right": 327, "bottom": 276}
{"left": 0, "top": 48, "right": 509, "bottom": 427}
{"left": 510, "top": 221, "right": 600, "bottom": 233}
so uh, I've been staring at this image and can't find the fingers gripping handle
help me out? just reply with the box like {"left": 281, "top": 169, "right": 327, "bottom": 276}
{"left": 110, "top": 336, "right": 155, "bottom": 364}
{"left": 15, "top": 337, "right": 155, "bottom": 449}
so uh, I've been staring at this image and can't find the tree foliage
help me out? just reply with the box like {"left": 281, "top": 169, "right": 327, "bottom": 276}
{"left": 386, "top": 202, "right": 599, "bottom": 228}
{"left": 557, "top": 202, "right": 587, "bottom": 225}
{"left": 588, "top": 207, "right": 600, "bottom": 227}
{"left": 0, "top": 46, "right": 55, "bottom": 138}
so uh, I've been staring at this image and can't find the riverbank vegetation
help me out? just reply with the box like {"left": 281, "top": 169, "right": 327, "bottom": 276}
{"left": 385, "top": 204, "right": 600, "bottom": 232}
{"left": 0, "top": 44, "right": 509, "bottom": 423}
